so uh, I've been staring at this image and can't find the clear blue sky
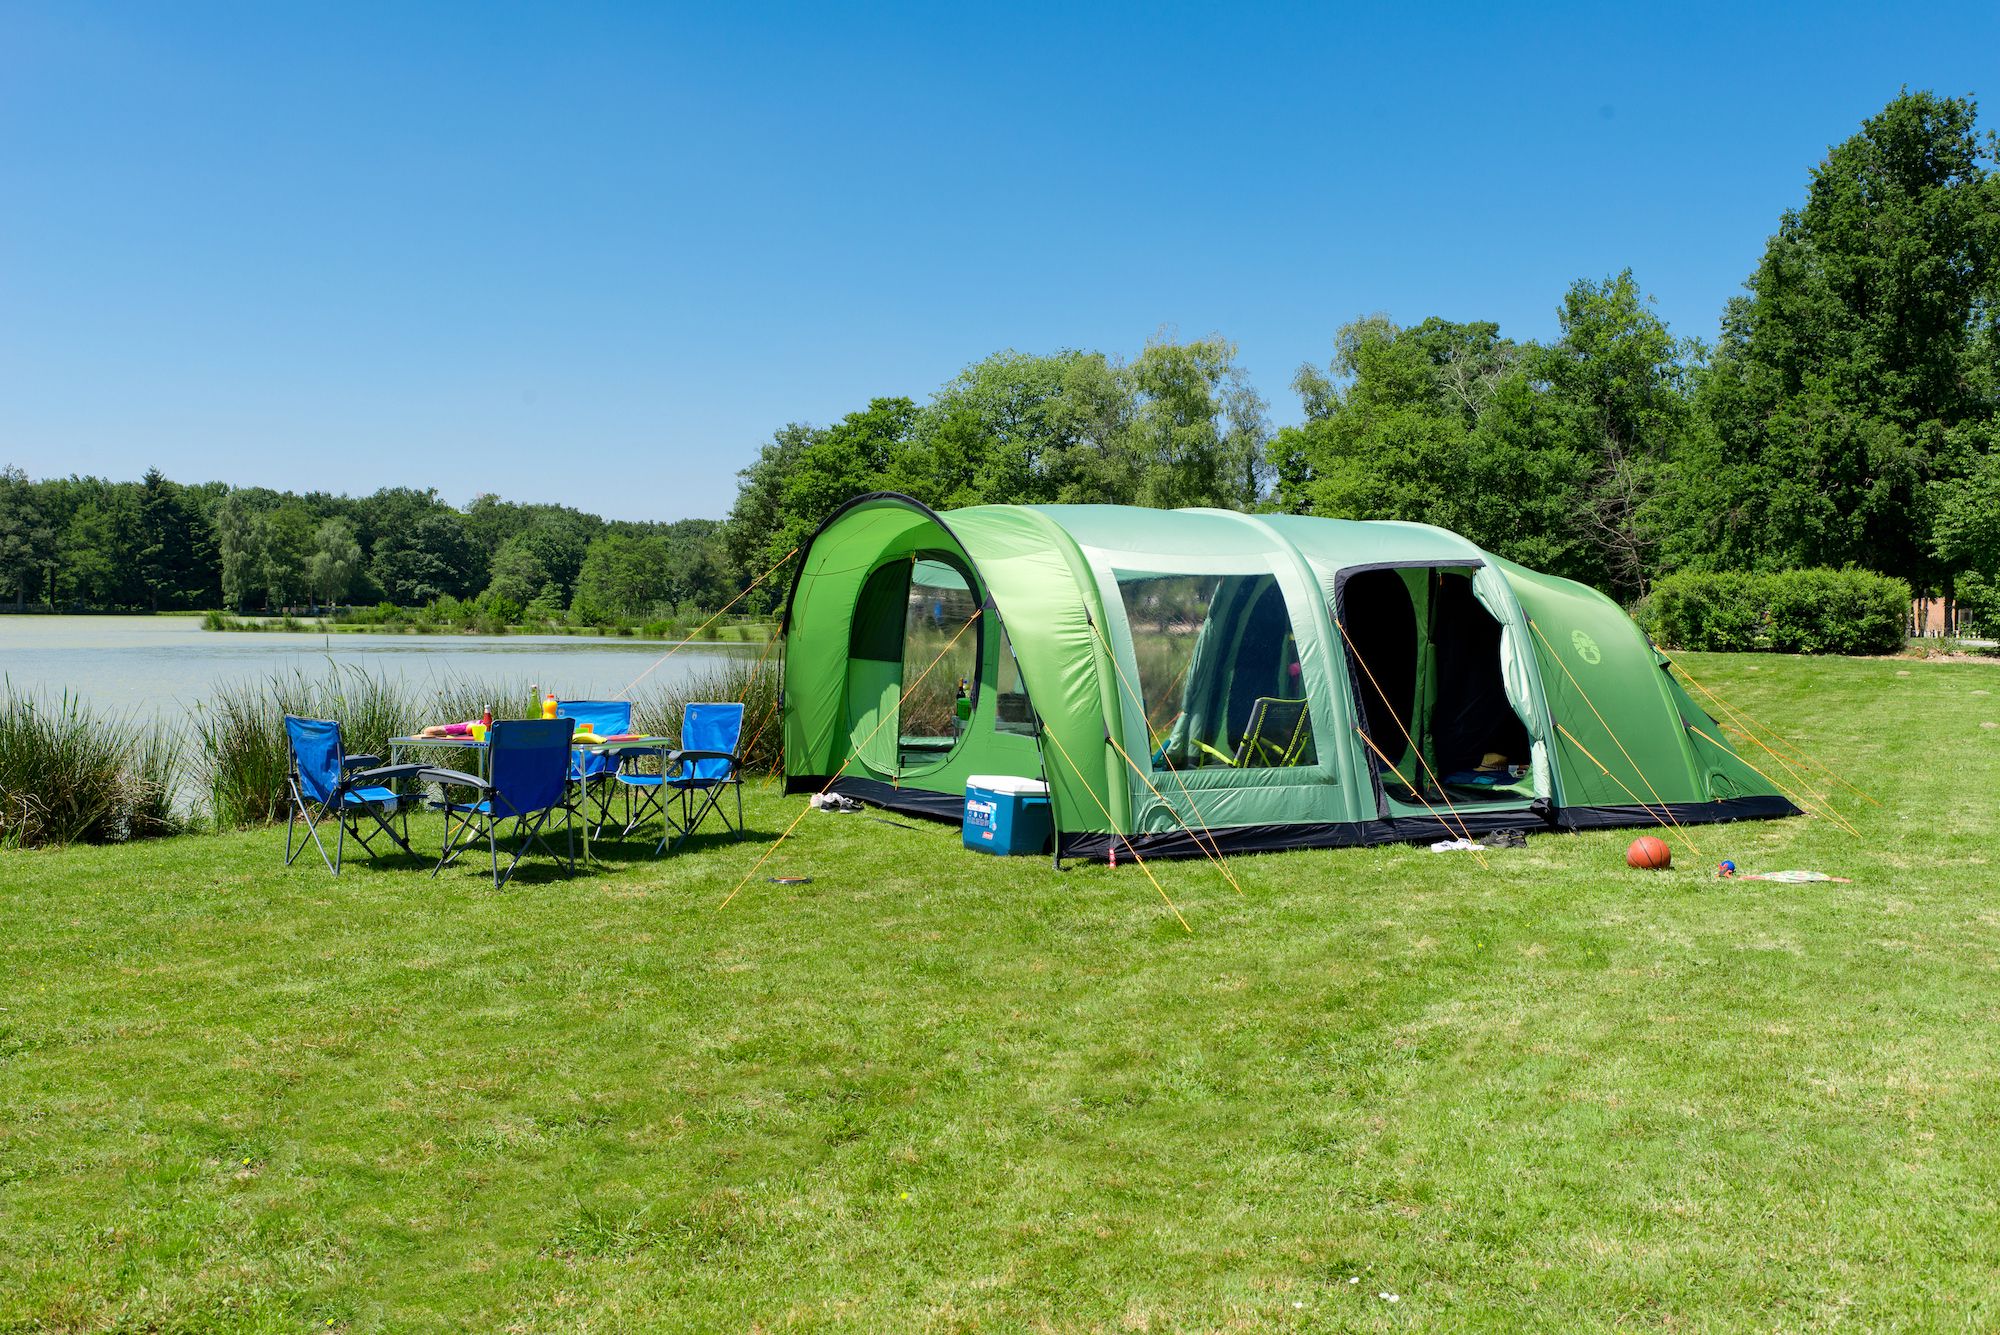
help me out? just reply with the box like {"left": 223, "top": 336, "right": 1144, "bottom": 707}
{"left": 3, "top": 2, "right": 1994, "bottom": 521}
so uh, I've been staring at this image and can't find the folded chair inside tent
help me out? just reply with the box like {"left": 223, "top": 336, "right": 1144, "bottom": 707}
{"left": 425, "top": 717, "right": 577, "bottom": 887}
{"left": 1231, "top": 697, "right": 1312, "bottom": 767}
{"left": 283, "top": 715, "right": 429, "bottom": 875}
{"left": 1180, "top": 696, "right": 1312, "bottom": 769}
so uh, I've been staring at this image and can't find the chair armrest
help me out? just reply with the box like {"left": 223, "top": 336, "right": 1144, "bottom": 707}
{"left": 343, "top": 753, "right": 383, "bottom": 770}
{"left": 346, "top": 762, "right": 431, "bottom": 786}
{"left": 417, "top": 766, "right": 491, "bottom": 791}
{"left": 670, "top": 749, "right": 741, "bottom": 781}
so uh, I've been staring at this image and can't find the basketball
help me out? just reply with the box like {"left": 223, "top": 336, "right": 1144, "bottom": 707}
{"left": 1626, "top": 836, "right": 1671, "bottom": 870}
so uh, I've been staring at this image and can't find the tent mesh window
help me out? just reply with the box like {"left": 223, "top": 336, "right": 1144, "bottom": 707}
{"left": 899, "top": 559, "right": 979, "bottom": 766}
{"left": 992, "top": 625, "right": 1036, "bottom": 736}
{"left": 1114, "top": 572, "right": 1312, "bottom": 771}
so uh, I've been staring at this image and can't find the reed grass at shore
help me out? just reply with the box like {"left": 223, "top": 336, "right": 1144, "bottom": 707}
{"left": 0, "top": 690, "right": 182, "bottom": 848}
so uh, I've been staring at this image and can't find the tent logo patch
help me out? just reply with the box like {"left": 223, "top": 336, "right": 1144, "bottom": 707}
{"left": 1571, "top": 630, "right": 1602, "bottom": 665}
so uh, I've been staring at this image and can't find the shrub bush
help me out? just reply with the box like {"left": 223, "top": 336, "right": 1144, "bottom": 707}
{"left": 1638, "top": 568, "right": 1910, "bottom": 655}
{"left": 1640, "top": 572, "right": 1762, "bottom": 652}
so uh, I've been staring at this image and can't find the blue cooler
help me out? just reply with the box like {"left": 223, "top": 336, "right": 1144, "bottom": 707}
{"left": 963, "top": 775, "right": 1053, "bottom": 855}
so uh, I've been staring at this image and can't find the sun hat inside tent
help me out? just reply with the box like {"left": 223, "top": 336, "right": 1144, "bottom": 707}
{"left": 780, "top": 493, "right": 1799, "bottom": 858}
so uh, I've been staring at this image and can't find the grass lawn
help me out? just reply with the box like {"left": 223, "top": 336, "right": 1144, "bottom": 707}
{"left": 4, "top": 652, "right": 1999, "bottom": 1332}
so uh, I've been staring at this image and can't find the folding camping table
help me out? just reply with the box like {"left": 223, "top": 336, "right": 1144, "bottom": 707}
{"left": 387, "top": 734, "right": 679, "bottom": 863}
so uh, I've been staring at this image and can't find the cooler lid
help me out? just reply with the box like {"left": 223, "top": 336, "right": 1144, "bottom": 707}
{"left": 966, "top": 774, "right": 1049, "bottom": 797}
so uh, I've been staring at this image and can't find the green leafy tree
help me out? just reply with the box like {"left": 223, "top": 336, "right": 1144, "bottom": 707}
{"left": 1269, "top": 315, "right": 1587, "bottom": 570}
{"left": 652, "top": 518, "right": 732, "bottom": 608}
{"left": 1267, "top": 315, "right": 1476, "bottom": 518}
{"left": 1122, "top": 334, "right": 1269, "bottom": 509}
{"left": 0, "top": 466, "right": 52, "bottom": 610}
{"left": 1933, "top": 429, "right": 2000, "bottom": 572}
{"left": 351, "top": 487, "right": 453, "bottom": 547}
{"left": 515, "top": 513, "right": 594, "bottom": 603}
{"left": 213, "top": 493, "right": 265, "bottom": 611}
{"left": 1520, "top": 272, "right": 1699, "bottom": 596}
{"left": 462, "top": 496, "right": 599, "bottom": 594}
{"left": 1700, "top": 90, "right": 2000, "bottom": 588}
{"left": 521, "top": 583, "right": 565, "bottom": 624}
{"left": 43, "top": 482, "right": 146, "bottom": 609}
{"left": 308, "top": 517, "right": 362, "bottom": 608}
{"left": 892, "top": 349, "right": 1135, "bottom": 507}
{"left": 1272, "top": 316, "right": 1523, "bottom": 514}
{"left": 568, "top": 520, "right": 735, "bottom": 621}
{"left": 371, "top": 512, "right": 481, "bottom": 605}
{"left": 1932, "top": 423, "right": 2000, "bottom": 627}
{"left": 259, "top": 505, "right": 316, "bottom": 609}
{"left": 483, "top": 533, "right": 553, "bottom": 608}
{"left": 59, "top": 500, "right": 123, "bottom": 608}
{"left": 1273, "top": 288, "right": 1701, "bottom": 600}
{"left": 571, "top": 532, "right": 668, "bottom": 621}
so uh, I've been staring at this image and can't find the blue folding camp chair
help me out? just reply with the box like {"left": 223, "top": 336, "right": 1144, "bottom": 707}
{"left": 669, "top": 702, "right": 746, "bottom": 850}
{"left": 423, "top": 717, "right": 578, "bottom": 887}
{"left": 616, "top": 701, "right": 744, "bottom": 854}
{"left": 558, "top": 698, "right": 633, "bottom": 831}
{"left": 282, "top": 715, "right": 428, "bottom": 875}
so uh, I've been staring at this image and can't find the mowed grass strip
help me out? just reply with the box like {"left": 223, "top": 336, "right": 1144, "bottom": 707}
{"left": 3, "top": 653, "right": 1999, "bottom": 1332}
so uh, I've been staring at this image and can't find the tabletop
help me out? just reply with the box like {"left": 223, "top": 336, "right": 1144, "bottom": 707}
{"left": 388, "top": 734, "right": 676, "bottom": 751}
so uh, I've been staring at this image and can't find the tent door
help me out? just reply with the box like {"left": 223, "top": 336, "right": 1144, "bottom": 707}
{"left": 1337, "top": 565, "right": 1536, "bottom": 812}
{"left": 847, "top": 562, "right": 909, "bottom": 776}
{"left": 843, "top": 554, "right": 982, "bottom": 779}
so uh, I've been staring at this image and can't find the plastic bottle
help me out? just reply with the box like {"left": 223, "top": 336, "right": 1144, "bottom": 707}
{"left": 543, "top": 692, "right": 559, "bottom": 720}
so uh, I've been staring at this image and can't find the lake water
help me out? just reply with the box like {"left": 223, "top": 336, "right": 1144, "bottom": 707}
{"left": 0, "top": 616, "right": 764, "bottom": 719}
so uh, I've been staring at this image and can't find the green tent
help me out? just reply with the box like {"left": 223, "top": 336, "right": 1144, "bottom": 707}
{"left": 781, "top": 493, "right": 1797, "bottom": 858}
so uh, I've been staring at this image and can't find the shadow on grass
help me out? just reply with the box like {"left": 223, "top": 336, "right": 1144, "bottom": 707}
{"left": 575, "top": 824, "right": 779, "bottom": 867}
{"left": 272, "top": 835, "right": 435, "bottom": 879}
{"left": 264, "top": 811, "right": 782, "bottom": 888}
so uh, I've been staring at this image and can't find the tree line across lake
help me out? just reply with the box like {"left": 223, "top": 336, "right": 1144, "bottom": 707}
{"left": 0, "top": 473, "right": 740, "bottom": 628}
{"left": 3, "top": 92, "right": 1997, "bottom": 631}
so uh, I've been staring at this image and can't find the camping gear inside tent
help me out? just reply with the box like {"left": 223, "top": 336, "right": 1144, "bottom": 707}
{"left": 780, "top": 493, "right": 1800, "bottom": 859}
